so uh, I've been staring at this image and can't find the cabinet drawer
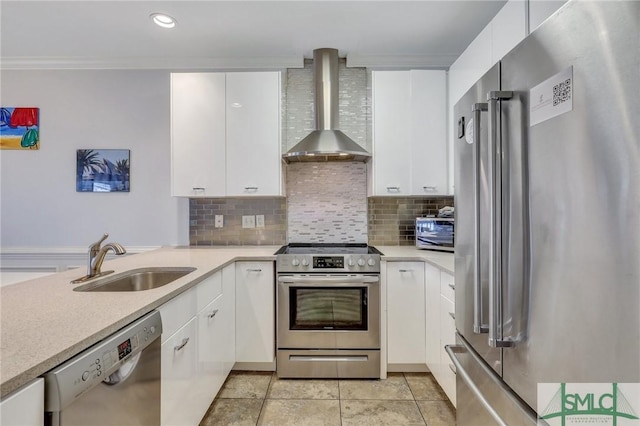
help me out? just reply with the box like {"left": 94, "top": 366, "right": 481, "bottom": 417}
{"left": 196, "top": 271, "right": 223, "bottom": 312}
{"left": 438, "top": 342, "right": 457, "bottom": 407}
{"left": 440, "top": 271, "right": 455, "bottom": 302}
{"left": 158, "top": 287, "right": 197, "bottom": 343}
{"left": 439, "top": 295, "right": 456, "bottom": 345}
{"left": 161, "top": 317, "right": 198, "bottom": 426}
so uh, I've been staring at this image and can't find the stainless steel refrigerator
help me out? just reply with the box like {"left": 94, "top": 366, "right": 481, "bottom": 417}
{"left": 448, "top": 1, "right": 639, "bottom": 425}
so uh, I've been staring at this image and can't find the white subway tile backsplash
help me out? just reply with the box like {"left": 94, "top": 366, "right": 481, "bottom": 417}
{"left": 287, "top": 162, "right": 368, "bottom": 243}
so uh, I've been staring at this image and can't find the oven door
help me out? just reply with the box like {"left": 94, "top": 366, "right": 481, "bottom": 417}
{"left": 277, "top": 275, "right": 380, "bottom": 350}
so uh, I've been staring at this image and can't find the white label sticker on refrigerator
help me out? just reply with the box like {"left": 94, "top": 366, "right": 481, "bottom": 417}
{"left": 529, "top": 66, "right": 573, "bottom": 127}
{"left": 465, "top": 118, "right": 474, "bottom": 144}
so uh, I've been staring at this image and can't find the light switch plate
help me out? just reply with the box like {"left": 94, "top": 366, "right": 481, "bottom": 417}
{"left": 242, "top": 215, "right": 256, "bottom": 228}
{"left": 214, "top": 215, "right": 223, "bottom": 228}
{"left": 255, "top": 215, "right": 265, "bottom": 228}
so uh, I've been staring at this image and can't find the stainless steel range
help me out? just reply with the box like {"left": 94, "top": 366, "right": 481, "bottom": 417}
{"left": 275, "top": 243, "right": 382, "bottom": 378}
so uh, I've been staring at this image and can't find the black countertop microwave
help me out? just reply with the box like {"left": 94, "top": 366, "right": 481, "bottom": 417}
{"left": 415, "top": 217, "right": 454, "bottom": 252}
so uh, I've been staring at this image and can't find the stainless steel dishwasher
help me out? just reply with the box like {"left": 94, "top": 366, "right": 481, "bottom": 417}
{"left": 43, "top": 310, "right": 162, "bottom": 426}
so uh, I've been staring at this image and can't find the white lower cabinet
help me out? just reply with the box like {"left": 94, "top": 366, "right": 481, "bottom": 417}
{"left": 438, "top": 293, "right": 456, "bottom": 405}
{"left": 425, "top": 263, "right": 441, "bottom": 371}
{"left": 0, "top": 378, "right": 44, "bottom": 426}
{"left": 424, "top": 269, "right": 457, "bottom": 407}
{"left": 235, "top": 261, "right": 275, "bottom": 364}
{"left": 195, "top": 294, "right": 227, "bottom": 410}
{"left": 161, "top": 317, "right": 198, "bottom": 426}
{"left": 159, "top": 269, "right": 234, "bottom": 426}
{"left": 386, "top": 262, "right": 426, "bottom": 365}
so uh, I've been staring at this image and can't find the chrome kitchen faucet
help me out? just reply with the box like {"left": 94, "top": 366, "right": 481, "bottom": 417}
{"left": 71, "top": 233, "right": 126, "bottom": 283}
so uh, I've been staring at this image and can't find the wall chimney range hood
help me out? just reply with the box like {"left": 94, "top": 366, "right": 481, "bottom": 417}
{"left": 283, "top": 48, "right": 371, "bottom": 163}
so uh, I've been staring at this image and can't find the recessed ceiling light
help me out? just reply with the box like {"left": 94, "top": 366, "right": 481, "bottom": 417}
{"left": 231, "top": 102, "right": 243, "bottom": 108}
{"left": 150, "top": 13, "right": 176, "bottom": 29}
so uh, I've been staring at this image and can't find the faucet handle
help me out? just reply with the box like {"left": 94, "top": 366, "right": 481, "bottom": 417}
{"left": 88, "top": 233, "right": 109, "bottom": 253}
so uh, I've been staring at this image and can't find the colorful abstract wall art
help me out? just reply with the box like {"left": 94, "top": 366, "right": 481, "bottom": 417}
{"left": 0, "top": 107, "right": 40, "bottom": 150}
{"left": 76, "top": 149, "right": 130, "bottom": 193}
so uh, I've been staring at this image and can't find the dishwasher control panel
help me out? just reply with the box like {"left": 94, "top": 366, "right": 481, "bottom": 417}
{"left": 43, "top": 310, "right": 162, "bottom": 411}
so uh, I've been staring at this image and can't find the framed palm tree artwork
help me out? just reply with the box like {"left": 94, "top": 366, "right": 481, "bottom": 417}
{"left": 0, "top": 107, "right": 39, "bottom": 149}
{"left": 76, "top": 149, "right": 130, "bottom": 192}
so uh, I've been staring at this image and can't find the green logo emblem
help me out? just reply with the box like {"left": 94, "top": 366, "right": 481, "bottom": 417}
{"left": 539, "top": 383, "right": 639, "bottom": 426}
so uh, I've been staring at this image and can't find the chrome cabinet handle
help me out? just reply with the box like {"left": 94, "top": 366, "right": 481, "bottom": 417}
{"left": 174, "top": 337, "right": 189, "bottom": 352}
{"left": 386, "top": 186, "right": 400, "bottom": 191}
{"left": 398, "top": 269, "right": 412, "bottom": 273}
{"left": 208, "top": 309, "right": 219, "bottom": 319}
{"left": 448, "top": 312, "right": 456, "bottom": 320}
{"left": 192, "top": 187, "right": 205, "bottom": 191}
{"left": 449, "top": 363, "right": 457, "bottom": 375}
{"left": 246, "top": 269, "right": 262, "bottom": 272}
{"left": 472, "top": 102, "right": 489, "bottom": 335}
{"left": 448, "top": 283, "right": 455, "bottom": 291}
{"left": 244, "top": 186, "right": 258, "bottom": 191}
{"left": 487, "top": 91, "right": 515, "bottom": 348}
{"left": 423, "top": 186, "right": 437, "bottom": 191}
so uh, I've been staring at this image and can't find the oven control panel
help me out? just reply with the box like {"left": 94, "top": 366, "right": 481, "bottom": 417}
{"left": 277, "top": 254, "right": 380, "bottom": 273}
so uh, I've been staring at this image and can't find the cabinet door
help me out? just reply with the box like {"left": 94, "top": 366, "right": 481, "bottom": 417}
{"left": 425, "top": 263, "right": 441, "bottom": 371}
{"left": 410, "top": 70, "right": 448, "bottom": 196}
{"left": 438, "top": 295, "right": 457, "bottom": 406}
{"left": 386, "top": 262, "right": 426, "bottom": 364}
{"left": 222, "top": 264, "right": 236, "bottom": 376}
{"left": 171, "top": 73, "right": 226, "bottom": 197}
{"left": 235, "top": 261, "right": 275, "bottom": 363}
{"left": 195, "top": 294, "right": 226, "bottom": 416}
{"left": 161, "top": 317, "right": 198, "bottom": 426}
{"left": 0, "top": 378, "right": 44, "bottom": 426}
{"left": 225, "top": 72, "right": 281, "bottom": 196}
{"left": 372, "top": 71, "right": 412, "bottom": 195}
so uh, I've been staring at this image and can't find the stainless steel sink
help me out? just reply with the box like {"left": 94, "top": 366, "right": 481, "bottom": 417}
{"left": 73, "top": 267, "right": 197, "bottom": 292}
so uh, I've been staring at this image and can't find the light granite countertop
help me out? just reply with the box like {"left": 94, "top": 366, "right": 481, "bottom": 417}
{"left": 0, "top": 244, "right": 453, "bottom": 399}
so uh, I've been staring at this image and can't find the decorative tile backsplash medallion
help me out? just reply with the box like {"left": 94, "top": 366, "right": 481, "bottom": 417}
{"left": 189, "top": 198, "right": 286, "bottom": 246}
{"left": 368, "top": 197, "right": 455, "bottom": 246}
{"left": 284, "top": 59, "right": 370, "bottom": 153}
{"left": 287, "top": 162, "right": 368, "bottom": 244}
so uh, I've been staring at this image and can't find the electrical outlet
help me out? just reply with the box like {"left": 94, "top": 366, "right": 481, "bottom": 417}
{"left": 242, "top": 215, "right": 256, "bottom": 228}
{"left": 255, "top": 215, "right": 265, "bottom": 228}
{"left": 214, "top": 215, "right": 223, "bottom": 228}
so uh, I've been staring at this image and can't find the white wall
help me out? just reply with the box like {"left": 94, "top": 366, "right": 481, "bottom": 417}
{"left": 0, "top": 70, "right": 189, "bottom": 249}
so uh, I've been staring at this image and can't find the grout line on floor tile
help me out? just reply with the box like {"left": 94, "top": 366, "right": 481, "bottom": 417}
{"left": 256, "top": 372, "right": 275, "bottom": 425}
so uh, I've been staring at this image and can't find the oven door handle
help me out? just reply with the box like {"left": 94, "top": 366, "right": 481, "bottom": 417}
{"left": 277, "top": 276, "right": 380, "bottom": 284}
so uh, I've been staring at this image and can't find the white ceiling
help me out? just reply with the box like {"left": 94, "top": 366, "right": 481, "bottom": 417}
{"left": 0, "top": 1, "right": 507, "bottom": 70}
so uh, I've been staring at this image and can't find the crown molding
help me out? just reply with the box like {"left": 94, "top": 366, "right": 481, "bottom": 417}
{"left": 0, "top": 56, "right": 305, "bottom": 71}
{"left": 346, "top": 54, "right": 456, "bottom": 70}
{"left": 0, "top": 54, "right": 456, "bottom": 71}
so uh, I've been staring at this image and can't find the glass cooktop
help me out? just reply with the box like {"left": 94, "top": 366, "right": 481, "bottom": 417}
{"left": 275, "top": 243, "right": 383, "bottom": 256}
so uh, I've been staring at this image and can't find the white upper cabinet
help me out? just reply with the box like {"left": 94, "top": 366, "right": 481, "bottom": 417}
{"left": 372, "top": 70, "right": 448, "bottom": 196}
{"left": 409, "top": 71, "right": 448, "bottom": 196}
{"left": 372, "top": 71, "right": 411, "bottom": 195}
{"left": 171, "top": 71, "right": 282, "bottom": 197}
{"left": 226, "top": 72, "right": 281, "bottom": 196}
{"left": 171, "top": 73, "right": 226, "bottom": 197}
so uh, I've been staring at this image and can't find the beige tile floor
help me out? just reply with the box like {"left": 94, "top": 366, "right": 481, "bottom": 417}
{"left": 199, "top": 371, "right": 456, "bottom": 426}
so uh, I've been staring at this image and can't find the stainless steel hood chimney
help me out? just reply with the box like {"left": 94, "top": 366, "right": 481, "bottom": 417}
{"left": 283, "top": 48, "right": 371, "bottom": 163}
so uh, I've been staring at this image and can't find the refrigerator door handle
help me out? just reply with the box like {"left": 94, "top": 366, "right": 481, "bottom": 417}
{"left": 446, "top": 344, "right": 509, "bottom": 426}
{"left": 446, "top": 337, "right": 540, "bottom": 426}
{"left": 472, "top": 103, "right": 489, "bottom": 334}
{"left": 487, "top": 91, "right": 516, "bottom": 348}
